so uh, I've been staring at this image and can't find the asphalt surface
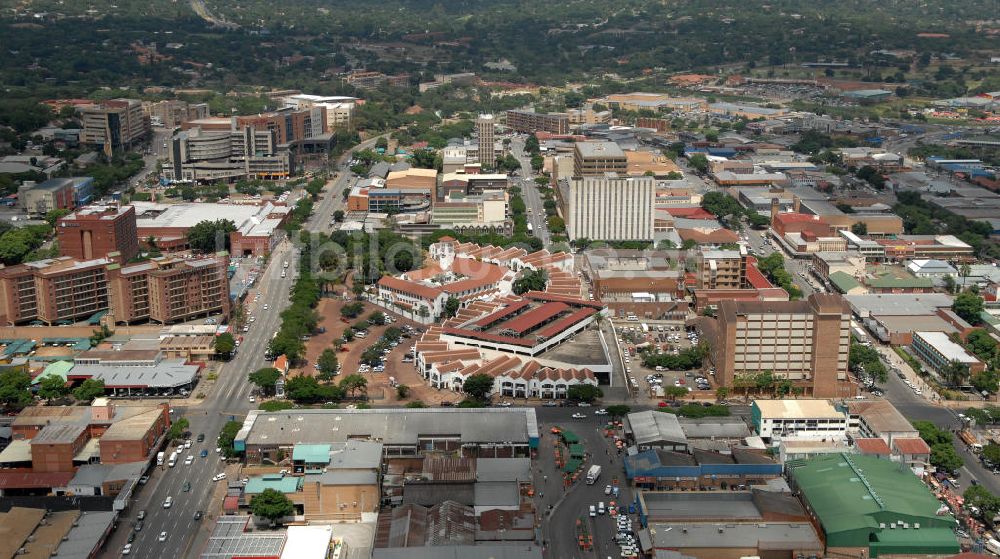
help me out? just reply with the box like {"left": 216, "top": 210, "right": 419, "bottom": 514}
{"left": 101, "top": 142, "right": 374, "bottom": 559}
{"left": 509, "top": 137, "right": 552, "bottom": 247}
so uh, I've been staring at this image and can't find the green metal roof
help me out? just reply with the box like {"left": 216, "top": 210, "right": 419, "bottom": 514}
{"left": 244, "top": 475, "right": 302, "bottom": 495}
{"left": 868, "top": 526, "right": 960, "bottom": 558}
{"left": 980, "top": 311, "right": 1000, "bottom": 327}
{"left": 292, "top": 443, "right": 331, "bottom": 464}
{"left": 790, "top": 453, "right": 956, "bottom": 548}
{"left": 866, "top": 273, "right": 933, "bottom": 289}
{"left": 829, "top": 271, "right": 862, "bottom": 293}
{"left": 33, "top": 360, "right": 74, "bottom": 385}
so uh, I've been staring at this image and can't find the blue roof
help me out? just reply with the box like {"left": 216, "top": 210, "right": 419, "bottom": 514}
{"left": 292, "top": 444, "right": 331, "bottom": 464}
{"left": 244, "top": 475, "right": 302, "bottom": 495}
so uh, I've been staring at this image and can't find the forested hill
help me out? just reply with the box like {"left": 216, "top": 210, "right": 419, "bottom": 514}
{"left": 0, "top": 0, "right": 997, "bottom": 92}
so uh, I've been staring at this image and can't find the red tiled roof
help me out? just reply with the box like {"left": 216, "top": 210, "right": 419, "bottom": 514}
{"left": 536, "top": 307, "right": 598, "bottom": 339}
{"left": 443, "top": 261, "right": 506, "bottom": 295}
{"left": 774, "top": 212, "right": 825, "bottom": 225}
{"left": 892, "top": 437, "right": 931, "bottom": 455}
{"left": 422, "top": 348, "right": 482, "bottom": 363}
{"left": 223, "top": 495, "right": 240, "bottom": 512}
{"left": 474, "top": 300, "right": 531, "bottom": 329}
{"left": 498, "top": 302, "right": 568, "bottom": 335}
{"left": 524, "top": 291, "right": 605, "bottom": 309}
{"left": 0, "top": 471, "right": 74, "bottom": 489}
{"left": 442, "top": 327, "right": 536, "bottom": 348}
{"left": 377, "top": 275, "right": 443, "bottom": 301}
{"left": 666, "top": 207, "right": 716, "bottom": 219}
{"left": 855, "top": 438, "right": 891, "bottom": 456}
{"left": 744, "top": 257, "right": 777, "bottom": 289}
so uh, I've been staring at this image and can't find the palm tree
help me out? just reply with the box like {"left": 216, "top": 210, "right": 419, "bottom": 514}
{"left": 942, "top": 359, "right": 970, "bottom": 388}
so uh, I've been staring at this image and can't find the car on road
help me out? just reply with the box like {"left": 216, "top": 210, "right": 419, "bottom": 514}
{"left": 194, "top": 511, "right": 203, "bottom": 520}
{"left": 589, "top": 505, "right": 596, "bottom": 517}
{"left": 571, "top": 413, "right": 587, "bottom": 419}
{"left": 497, "top": 401, "right": 512, "bottom": 407}
{"left": 197, "top": 433, "right": 205, "bottom": 442}
{"left": 127, "top": 532, "right": 136, "bottom": 543}
{"left": 605, "top": 484, "right": 613, "bottom": 495}
{"left": 183, "top": 481, "right": 191, "bottom": 492}
{"left": 249, "top": 396, "right": 256, "bottom": 403}
{"left": 139, "top": 475, "right": 149, "bottom": 485}
{"left": 163, "top": 496, "right": 172, "bottom": 508}
{"left": 122, "top": 544, "right": 133, "bottom": 555}
{"left": 212, "top": 473, "right": 227, "bottom": 482}
{"left": 201, "top": 449, "right": 209, "bottom": 457}
{"left": 158, "top": 531, "right": 168, "bottom": 542}
{"left": 595, "top": 409, "right": 608, "bottom": 416}
{"left": 542, "top": 401, "right": 558, "bottom": 407}
{"left": 184, "top": 455, "right": 194, "bottom": 465}
{"left": 136, "top": 510, "right": 146, "bottom": 521}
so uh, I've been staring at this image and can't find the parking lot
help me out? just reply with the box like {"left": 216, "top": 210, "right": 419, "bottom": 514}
{"left": 610, "top": 320, "right": 716, "bottom": 401}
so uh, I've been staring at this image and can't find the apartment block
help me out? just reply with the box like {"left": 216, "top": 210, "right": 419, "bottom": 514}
{"left": 57, "top": 205, "right": 140, "bottom": 262}
{"left": 566, "top": 174, "right": 654, "bottom": 241}
{"left": 343, "top": 70, "right": 410, "bottom": 90}
{"left": 695, "top": 249, "right": 747, "bottom": 290}
{"left": 282, "top": 94, "right": 357, "bottom": 129}
{"left": 80, "top": 99, "right": 148, "bottom": 151}
{"left": 505, "top": 110, "right": 569, "bottom": 135}
{"left": 0, "top": 254, "right": 229, "bottom": 325}
{"left": 707, "top": 293, "right": 853, "bottom": 398}
{"left": 573, "top": 141, "right": 627, "bottom": 177}
{"left": 148, "top": 99, "right": 209, "bottom": 127}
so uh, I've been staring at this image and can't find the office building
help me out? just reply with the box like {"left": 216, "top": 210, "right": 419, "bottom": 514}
{"left": 148, "top": 99, "right": 209, "bottom": 127}
{"left": 0, "top": 253, "right": 230, "bottom": 326}
{"left": 706, "top": 293, "right": 853, "bottom": 398}
{"left": 80, "top": 99, "right": 148, "bottom": 152}
{"left": 386, "top": 168, "right": 439, "bottom": 200}
{"left": 165, "top": 126, "right": 292, "bottom": 183}
{"left": 566, "top": 174, "right": 653, "bottom": 241}
{"left": 181, "top": 107, "right": 327, "bottom": 146}
{"left": 911, "top": 331, "right": 986, "bottom": 376}
{"left": 57, "top": 205, "right": 140, "bottom": 262}
{"left": 282, "top": 93, "right": 358, "bottom": 129}
{"left": 18, "top": 178, "right": 79, "bottom": 215}
{"left": 695, "top": 248, "right": 747, "bottom": 290}
{"left": 476, "top": 114, "right": 496, "bottom": 167}
{"left": 572, "top": 141, "right": 627, "bottom": 177}
{"left": 133, "top": 201, "right": 290, "bottom": 256}
{"left": 750, "top": 399, "right": 849, "bottom": 441}
{"left": 343, "top": 70, "right": 410, "bottom": 90}
{"left": 505, "top": 110, "right": 569, "bottom": 135}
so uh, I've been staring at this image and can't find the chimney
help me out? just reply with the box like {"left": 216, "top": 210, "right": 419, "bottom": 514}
{"left": 90, "top": 397, "right": 114, "bottom": 422}
{"left": 770, "top": 198, "right": 780, "bottom": 221}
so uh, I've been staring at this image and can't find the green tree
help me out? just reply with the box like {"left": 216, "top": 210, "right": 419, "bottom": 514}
{"left": 72, "top": 378, "right": 105, "bottom": 402}
{"left": 186, "top": 219, "right": 237, "bottom": 253}
{"left": 368, "top": 311, "right": 386, "bottom": 325}
{"left": 462, "top": 373, "right": 495, "bottom": 401}
{"left": 972, "top": 370, "right": 1000, "bottom": 395}
{"left": 250, "top": 488, "right": 296, "bottom": 525}
{"left": 941, "top": 359, "right": 971, "bottom": 387}
{"left": 259, "top": 400, "right": 295, "bottom": 412}
{"left": 166, "top": 417, "right": 190, "bottom": 441}
{"left": 664, "top": 385, "right": 689, "bottom": 401}
{"left": 37, "top": 374, "right": 70, "bottom": 401}
{"left": 930, "top": 443, "right": 964, "bottom": 472}
{"left": 445, "top": 296, "right": 460, "bottom": 318}
{"left": 0, "top": 370, "right": 32, "bottom": 409}
{"left": 716, "top": 386, "right": 730, "bottom": 402}
{"left": 45, "top": 208, "right": 71, "bottom": 227}
{"left": 396, "top": 384, "right": 410, "bottom": 400}
{"left": 851, "top": 222, "right": 868, "bottom": 236}
{"left": 513, "top": 269, "right": 548, "bottom": 295}
{"left": 567, "top": 384, "right": 603, "bottom": 403}
{"left": 688, "top": 153, "right": 709, "bottom": 173}
{"left": 213, "top": 333, "right": 236, "bottom": 357}
{"left": 953, "top": 291, "right": 985, "bottom": 325}
{"left": 339, "top": 374, "right": 368, "bottom": 399}
{"left": 964, "top": 485, "right": 1000, "bottom": 521}
{"left": 982, "top": 444, "right": 1000, "bottom": 465}
{"left": 406, "top": 400, "right": 427, "bottom": 408}
{"left": 333, "top": 210, "right": 345, "bottom": 223}
{"left": 605, "top": 404, "right": 631, "bottom": 417}
{"left": 317, "top": 349, "right": 339, "bottom": 380}
{"left": 217, "top": 420, "right": 243, "bottom": 458}
{"left": 249, "top": 367, "right": 282, "bottom": 396}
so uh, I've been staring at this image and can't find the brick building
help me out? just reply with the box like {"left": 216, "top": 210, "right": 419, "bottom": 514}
{"left": 57, "top": 205, "right": 140, "bottom": 262}
{"left": 505, "top": 110, "right": 570, "bottom": 135}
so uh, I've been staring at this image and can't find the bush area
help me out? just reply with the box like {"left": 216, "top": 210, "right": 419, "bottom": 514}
{"left": 658, "top": 404, "right": 730, "bottom": 418}
{"left": 640, "top": 343, "right": 708, "bottom": 371}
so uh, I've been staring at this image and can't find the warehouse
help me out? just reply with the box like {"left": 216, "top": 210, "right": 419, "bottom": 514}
{"left": 788, "top": 453, "right": 959, "bottom": 557}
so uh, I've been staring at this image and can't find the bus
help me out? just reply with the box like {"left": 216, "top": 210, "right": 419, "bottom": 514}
{"left": 527, "top": 223, "right": 534, "bottom": 235}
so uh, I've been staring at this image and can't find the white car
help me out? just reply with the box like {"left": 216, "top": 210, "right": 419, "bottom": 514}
{"left": 595, "top": 409, "right": 608, "bottom": 415}
{"left": 605, "top": 484, "right": 613, "bottom": 495}
{"left": 571, "top": 413, "right": 587, "bottom": 419}
{"left": 184, "top": 455, "right": 194, "bottom": 465}
{"left": 249, "top": 396, "right": 255, "bottom": 403}
{"left": 212, "top": 473, "right": 227, "bottom": 481}
{"left": 158, "top": 532, "right": 168, "bottom": 542}
{"left": 122, "top": 544, "right": 133, "bottom": 555}
{"left": 263, "top": 304, "right": 269, "bottom": 310}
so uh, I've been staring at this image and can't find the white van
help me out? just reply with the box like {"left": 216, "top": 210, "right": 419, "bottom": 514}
{"left": 598, "top": 502, "right": 605, "bottom": 515}
{"left": 589, "top": 505, "right": 596, "bottom": 517}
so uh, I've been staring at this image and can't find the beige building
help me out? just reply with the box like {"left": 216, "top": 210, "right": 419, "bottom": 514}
{"left": 573, "top": 141, "right": 627, "bottom": 177}
{"left": 567, "top": 105, "right": 612, "bottom": 125}
{"left": 567, "top": 174, "right": 654, "bottom": 241}
{"left": 80, "top": 99, "right": 148, "bottom": 152}
{"left": 386, "top": 168, "right": 439, "bottom": 200}
{"left": 476, "top": 114, "right": 496, "bottom": 167}
{"left": 695, "top": 249, "right": 747, "bottom": 290}
{"left": 705, "top": 293, "right": 853, "bottom": 398}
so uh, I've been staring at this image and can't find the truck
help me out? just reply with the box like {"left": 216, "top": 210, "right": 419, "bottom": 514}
{"left": 167, "top": 451, "right": 178, "bottom": 468}
{"left": 585, "top": 465, "right": 602, "bottom": 485}
{"left": 959, "top": 430, "right": 980, "bottom": 451}
{"left": 641, "top": 323, "right": 649, "bottom": 334}
{"left": 987, "top": 538, "right": 1000, "bottom": 556}
{"left": 851, "top": 325, "right": 869, "bottom": 345}
{"left": 156, "top": 451, "right": 165, "bottom": 466}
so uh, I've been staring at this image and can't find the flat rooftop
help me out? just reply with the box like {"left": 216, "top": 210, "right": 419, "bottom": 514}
{"left": 845, "top": 293, "right": 954, "bottom": 317}
{"left": 648, "top": 521, "right": 822, "bottom": 550}
{"left": 754, "top": 399, "right": 843, "bottom": 419}
{"left": 238, "top": 408, "right": 539, "bottom": 448}
{"left": 642, "top": 492, "right": 762, "bottom": 521}
{"left": 575, "top": 140, "right": 625, "bottom": 159}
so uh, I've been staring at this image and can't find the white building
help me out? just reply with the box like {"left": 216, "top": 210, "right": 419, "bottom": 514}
{"left": 567, "top": 174, "right": 654, "bottom": 241}
{"left": 281, "top": 94, "right": 357, "bottom": 129}
{"left": 751, "top": 399, "right": 848, "bottom": 442}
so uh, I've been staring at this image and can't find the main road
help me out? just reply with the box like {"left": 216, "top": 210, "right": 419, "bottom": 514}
{"left": 101, "top": 139, "right": 377, "bottom": 558}
{"left": 509, "top": 137, "right": 552, "bottom": 247}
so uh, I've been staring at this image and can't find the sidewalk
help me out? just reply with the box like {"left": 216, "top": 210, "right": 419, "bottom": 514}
{"left": 875, "top": 344, "right": 940, "bottom": 403}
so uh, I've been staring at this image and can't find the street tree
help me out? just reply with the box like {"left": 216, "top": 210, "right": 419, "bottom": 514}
{"left": 37, "top": 375, "right": 70, "bottom": 401}
{"left": 0, "top": 370, "right": 32, "bottom": 409}
{"left": 339, "top": 374, "right": 368, "bottom": 399}
{"left": 249, "top": 367, "right": 281, "bottom": 396}
{"left": 250, "top": 488, "right": 295, "bottom": 525}
{"left": 462, "top": 373, "right": 495, "bottom": 401}
{"left": 605, "top": 405, "right": 631, "bottom": 417}
{"left": 445, "top": 296, "right": 460, "bottom": 318}
{"left": 317, "top": 349, "right": 339, "bottom": 381}
{"left": 567, "top": 384, "right": 603, "bottom": 403}
{"left": 213, "top": 333, "right": 236, "bottom": 357}
{"left": 72, "top": 379, "right": 105, "bottom": 402}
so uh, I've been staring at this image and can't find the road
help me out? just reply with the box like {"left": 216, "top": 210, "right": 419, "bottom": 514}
{"left": 509, "top": 137, "right": 552, "bottom": 247}
{"left": 102, "top": 140, "right": 377, "bottom": 558}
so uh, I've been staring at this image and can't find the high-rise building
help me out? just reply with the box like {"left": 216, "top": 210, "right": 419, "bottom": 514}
{"left": 57, "top": 205, "right": 140, "bottom": 262}
{"left": 567, "top": 174, "right": 654, "bottom": 241}
{"left": 80, "top": 99, "right": 149, "bottom": 152}
{"left": 476, "top": 114, "right": 496, "bottom": 167}
{"left": 695, "top": 248, "right": 747, "bottom": 290}
{"left": 165, "top": 126, "right": 292, "bottom": 183}
{"left": 706, "top": 293, "right": 853, "bottom": 398}
{"left": 573, "top": 141, "right": 627, "bottom": 177}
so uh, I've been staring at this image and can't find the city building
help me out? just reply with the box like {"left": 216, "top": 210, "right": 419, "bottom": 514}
{"left": 132, "top": 201, "right": 290, "bottom": 256}
{"left": 148, "top": 99, "right": 210, "bottom": 127}
{"left": 694, "top": 248, "right": 747, "bottom": 290}
{"left": 705, "top": 294, "right": 853, "bottom": 398}
{"left": 623, "top": 150, "right": 681, "bottom": 177}
{"left": 566, "top": 174, "right": 653, "bottom": 241}
{"left": 343, "top": 70, "right": 410, "bottom": 90}
{"left": 845, "top": 400, "right": 919, "bottom": 447}
{"left": 57, "top": 205, "right": 140, "bottom": 262}
{"left": 572, "top": 141, "right": 627, "bottom": 177}
{"left": 0, "top": 253, "right": 230, "bottom": 325}
{"left": 788, "top": 453, "right": 959, "bottom": 557}
{"left": 505, "top": 110, "right": 569, "bottom": 135}
{"left": 911, "top": 331, "right": 986, "bottom": 377}
{"left": 431, "top": 192, "right": 509, "bottom": 234}
{"left": 0, "top": 507, "right": 115, "bottom": 558}
{"left": 80, "top": 99, "right": 148, "bottom": 152}
{"left": 751, "top": 399, "right": 849, "bottom": 442}
{"left": 476, "top": 114, "right": 496, "bottom": 167}
{"left": 386, "top": 168, "right": 439, "bottom": 200}
{"left": 566, "top": 105, "right": 612, "bottom": 125}
{"left": 18, "top": 177, "right": 93, "bottom": 215}
{"left": 580, "top": 249, "right": 686, "bottom": 320}
{"left": 164, "top": 126, "right": 293, "bottom": 183}
{"left": 282, "top": 93, "right": 358, "bottom": 129}
{"left": 181, "top": 107, "right": 328, "bottom": 147}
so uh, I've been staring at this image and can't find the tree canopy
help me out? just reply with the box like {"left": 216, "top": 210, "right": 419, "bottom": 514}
{"left": 250, "top": 488, "right": 295, "bottom": 524}
{"left": 462, "top": 373, "right": 494, "bottom": 401}
{"left": 186, "top": 219, "right": 237, "bottom": 253}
